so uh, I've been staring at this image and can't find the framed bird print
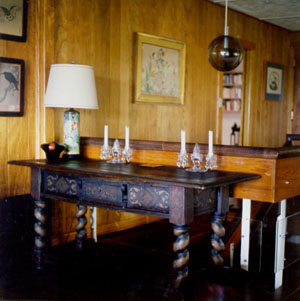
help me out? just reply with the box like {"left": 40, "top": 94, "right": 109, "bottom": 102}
{"left": 0, "top": 57, "right": 25, "bottom": 116}
{"left": 0, "top": 0, "right": 28, "bottom": 42}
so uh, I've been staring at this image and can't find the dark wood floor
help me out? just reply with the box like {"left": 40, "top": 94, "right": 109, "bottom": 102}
{"left": 0, "top": 195, "right": 299, "bottom": 300}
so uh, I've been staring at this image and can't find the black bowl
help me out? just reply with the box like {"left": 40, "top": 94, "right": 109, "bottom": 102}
{"left": 41, "top": 142, "right": 65, "bottom": 163}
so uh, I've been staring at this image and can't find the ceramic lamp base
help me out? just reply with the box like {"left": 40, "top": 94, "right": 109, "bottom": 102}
{"left": 64, "top": 108, "right": 80, "bottom": 157}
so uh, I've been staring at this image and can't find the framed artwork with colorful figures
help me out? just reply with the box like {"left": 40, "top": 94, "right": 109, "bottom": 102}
{"left": 0, "top": 57, "right": 25, "bottom": 116}
{"left": 134, "top": 32, "right": 186, "bottom": 105}
{"left": 0, "top": 0, "right": 28, "bottom": 42}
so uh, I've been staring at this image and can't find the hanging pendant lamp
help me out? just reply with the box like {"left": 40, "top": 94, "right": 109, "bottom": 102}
{"left": 207, "top": 0, "right": 243, "bottom": 71}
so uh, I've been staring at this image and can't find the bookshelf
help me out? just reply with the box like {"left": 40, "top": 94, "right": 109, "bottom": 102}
{"left": 219, "top": 61, "right": 243, "bottom": 145}
{"left": 222, "top": 71, "right": 243, "bottom": 112}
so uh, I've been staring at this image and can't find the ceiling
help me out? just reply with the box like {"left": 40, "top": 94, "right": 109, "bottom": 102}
{"left": 207, "top": 0, "right": 300, "bottom": 32}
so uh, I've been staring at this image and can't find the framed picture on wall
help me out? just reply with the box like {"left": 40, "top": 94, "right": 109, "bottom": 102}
{"left": 0, "top": 0, "right": 28, "bottom": 42}
{"left": 133, "top": 32, "right": 186, "bottom": 105}
{"left": 0, "top": 57, "right": 25, "bottom": 116}
{"left": 263, "top": 61, "right": 284, "bottom": 101}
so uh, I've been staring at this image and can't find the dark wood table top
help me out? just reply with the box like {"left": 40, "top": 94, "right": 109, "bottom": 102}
{"left": 9, "top": 159, "right": 260, "bottom": 190}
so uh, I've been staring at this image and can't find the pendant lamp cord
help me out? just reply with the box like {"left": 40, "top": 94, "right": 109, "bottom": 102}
{"left": 224, "top": 0, "right": 229, "bottom": 35}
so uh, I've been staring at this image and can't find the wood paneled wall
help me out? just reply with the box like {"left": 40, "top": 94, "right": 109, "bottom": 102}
{"left": 49, "top": 0, "right": 294, "bottom": 148}
{"left": 0, "top": 1, "right": 55, "bottom": 198}
{"left": 1, "top": 0, "right": 298, "bottom": 241}
{"left": 0, "top": 1, "right": 37, "bottom": 198}
{"left": 291, "top": 32, "right": 300, "bottom": 134}
{"left": 44, "top": 0, "right": 296, "bottom": 242}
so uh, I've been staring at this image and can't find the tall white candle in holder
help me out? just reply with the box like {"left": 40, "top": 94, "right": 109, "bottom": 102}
{"left": 208, "top": 130, "right": 213, "bottom": 156}
{"left": 104, "top": 125, "right": 108, "bottom": 147}
{"left": 125, "top": 126, "right": 129, "bottom": 150}
{"left": 180, "top": 130, "right": 186, "bottom": 154}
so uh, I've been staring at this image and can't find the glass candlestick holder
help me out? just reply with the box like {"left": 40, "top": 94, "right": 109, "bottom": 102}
{"left": 122, "top": 147, "right": 133, "bottom": 163}
{"left": 100, "top": 144, "right": 112, "bottom": 160}
{"left": 186, "top": 143, "right": 207, "bottom": 172}
{"left": 177, "top": 151, "right": 189, "bottom": 168}
{"left": 108, "top": 139, "right": 124, "bottom": 164}
{"left": 205, "top": 154, "right": 218, "bottom": 170}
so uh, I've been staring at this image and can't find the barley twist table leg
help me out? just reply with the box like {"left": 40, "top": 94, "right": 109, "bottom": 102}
{"left": 210, "top": 186, "right": 229, "bottom": 266}
{"left": 173, "top": 225, "right": 190, "bottom": 288}
{"left": 34, "top": 199, "right": 46, "bottom": 269}
{"left": 211, "top": 215, "right": 226, "bottom": 265}
{"left": 76, "top": 204, "right": 87, "bottom": 249}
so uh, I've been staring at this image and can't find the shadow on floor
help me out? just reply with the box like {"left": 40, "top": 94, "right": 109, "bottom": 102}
{"left": 0, "top": 195, "right": 299, "bottom": 300}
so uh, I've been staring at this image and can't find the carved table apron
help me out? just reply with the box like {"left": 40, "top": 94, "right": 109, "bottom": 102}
{"left": 8, "top": 159, "right": 259, "bottom": 288}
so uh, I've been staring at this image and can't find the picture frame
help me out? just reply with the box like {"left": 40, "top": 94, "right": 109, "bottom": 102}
{"left": 0, "top": 57, "right": 25, "bottom": 116}
{"left": 134, "top": 32, "right": 186, "bottom": 105}
{"left": 263, "top": 61, "right": 284, "bottom": 101}
{"left": 0, "top": 0, "right": 28, "bottom": 42}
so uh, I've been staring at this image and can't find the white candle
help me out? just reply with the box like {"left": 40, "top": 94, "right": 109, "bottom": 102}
{"left": 180, "top": 130, "right": 186, "bottom": 154}
{"left": 104, "top": 125, "right": 108, "bottom": 147}
{"left": 208, "top": 130, "right": 213, "bottom": 156}
{"left": 125, "top": 126, "right": 129, "bottom": 150}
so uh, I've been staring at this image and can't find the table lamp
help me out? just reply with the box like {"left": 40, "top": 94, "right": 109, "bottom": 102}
{"left": 44, "top": 64, "right": 99, "bottom": 159}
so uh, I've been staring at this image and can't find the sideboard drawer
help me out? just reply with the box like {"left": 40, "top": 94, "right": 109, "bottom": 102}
{"left": 44, "top": 173, "right": 124, "bottom": 207}
{"left": 82, "top": 179, "right": 124, "bottom": 206}
{"left": 127, "top": 184, "right": 169, "bottom": 213}
{"left": 44, "top": 173, "right": 79, "bottom": 197}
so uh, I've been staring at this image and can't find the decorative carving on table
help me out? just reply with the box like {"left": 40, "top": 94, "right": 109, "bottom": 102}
{"left": 193, "top": 189, "right": 217, "bottom": 214}
{"left": 169, "top": 186, "right": 185, "bottom": 225}
{"left": 127, "top": 184, "right": 169, "bottom": 213}
{"left": 169, "top": 186, "right": 194, "bottom": 226}
{"left": 82, "top": 180, "right": 124, "bottom": 205}
{"left": 45, "top": 174, "right": 78, "bottom": 196}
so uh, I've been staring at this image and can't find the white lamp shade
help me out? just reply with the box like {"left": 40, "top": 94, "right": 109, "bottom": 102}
{"left": 44, "top": 64, "right": 99, "bottom": 109}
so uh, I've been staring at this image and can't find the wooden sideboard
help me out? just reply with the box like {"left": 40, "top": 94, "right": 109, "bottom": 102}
{"left": 9, "top": 137, "right": 300, "bottom": 289}
{"left": 79, "top": 137, "right": 300, "bottom": 289}
{"left": 81, "top": 137, "right": 300, "bottom": 203}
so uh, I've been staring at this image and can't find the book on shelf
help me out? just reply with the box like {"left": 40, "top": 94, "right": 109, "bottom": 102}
{"left": 232, "top": 99, "right": 241, "bottom": 111}
{"left": 224, "top": 99, "right": 241, "bottom": 112}
{"left": 235, "top": 74, "right": 242, "bottom": 85}
{"left": 223, "top": 73, "right": 242, "bottom": 85}
{"left": 222, "top": 87, "right": 242, "bottom": 98}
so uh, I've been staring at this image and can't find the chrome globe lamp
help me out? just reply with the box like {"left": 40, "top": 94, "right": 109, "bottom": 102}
{"left": 207, "top": 0, "right": 243, "bottom": 71}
